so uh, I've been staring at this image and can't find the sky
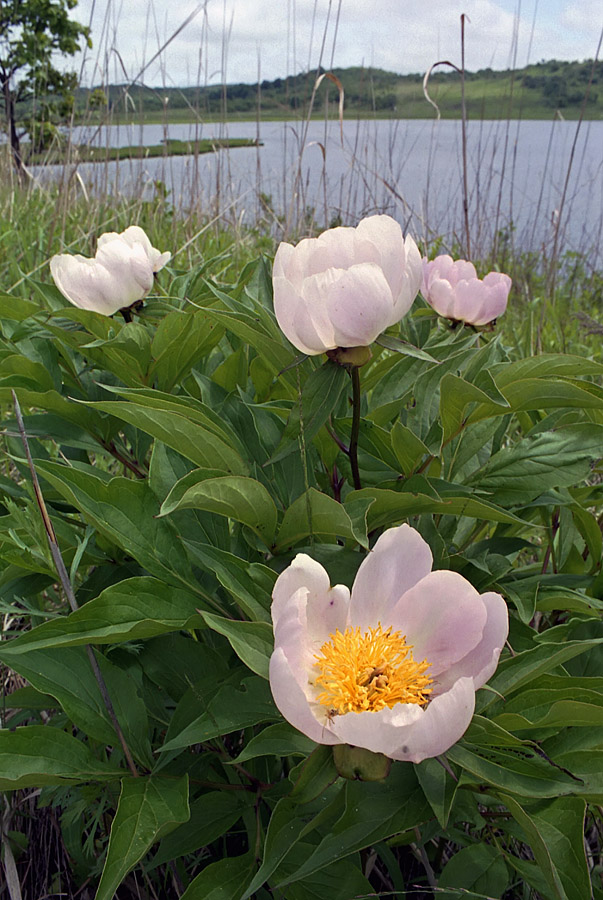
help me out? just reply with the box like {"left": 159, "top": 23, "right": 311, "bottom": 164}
{"left": 69, "top": 0, "right": 602, "bottom": 88}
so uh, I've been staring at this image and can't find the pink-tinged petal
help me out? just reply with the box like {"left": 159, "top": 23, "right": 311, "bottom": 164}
{"left": 273, "top": 241, "right": 296, "bottom": 281}
{"left": 272, "top": 553, "right": 330, "bottom": 628}
{"left": 389, "top": 234, "right": 422, "bottom": 321}
{"left": 388, "top": 677, "right": 476, "bottom": 763}
{"left": 355, "top": 215, "right": 404, "bottom": 296}
{"left": 388, "top": 570, "right": 487, "bottom": 677}
{"left": 449, "top": 259, "right": 477, "bottom": 286}
{"left": 49, "top": 255, "right": 131, "bottom": 316}
{"left": 451, "top": 279, "right": 487, "bottom": 324}
{"left": 272, "top": 587, "right": 314, "bottom": 684}
{"left": 329, "top": 702, "right": 424, "bottom": 755}
{"left": 272, "top": 554, "right": 349, "bottom": 646}
{"left": 272, "top": 276, "right": 328, "bottom": 355}
{"left": 436, "top": 592, "right": 508, "bottom": 692}
{"left": 269, "top": 648, "right": 339, "bottom": 745}
{"left": 426, "top": 278, "right": 456, "bottom": 318}
{"left": 324, "top": 263, "right": 394, "bottom": 347}
{"left": 349, "top": 524, "right": 433, "bottom": 631}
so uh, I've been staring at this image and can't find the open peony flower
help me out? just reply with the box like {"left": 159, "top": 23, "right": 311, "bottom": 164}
{"left": 269, "top": 524, "right": 508, "bottom": 763}
{"left": 50, "top": 226, "right": 170, "bottom": 316}
{"left": 272, "top": 215, "right": 422, "bottom": 355}
{"left": 422, "top": 255, "right": 511, "bottom": 326}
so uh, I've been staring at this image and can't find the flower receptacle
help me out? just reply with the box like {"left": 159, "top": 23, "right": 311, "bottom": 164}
{"left": 326, "top": 345, "right": 372, "bottom": 368}
{"left": 333, "top": 743, "right": 392, "bottom": 781}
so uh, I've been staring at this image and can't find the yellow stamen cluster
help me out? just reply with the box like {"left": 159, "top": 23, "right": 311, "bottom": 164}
{"left": 313, "top": 624, "right": 432, "bottom": 715}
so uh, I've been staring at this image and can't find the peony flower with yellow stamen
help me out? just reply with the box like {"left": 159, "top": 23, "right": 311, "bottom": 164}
{"left": 269, "top": 524, "right": 508, "bottom": 763}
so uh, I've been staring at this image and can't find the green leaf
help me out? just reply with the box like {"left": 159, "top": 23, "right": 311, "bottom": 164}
{"left": 195, "top": 303, "right": 294, "bottom": 375}
{"left": 500, "top": 794, "right": 588, "bottom": 900}
{"left": 184, "top": 540, "right": 274, "bottom": 622}
{"left": 160, "top": 675, "right": 279, "bottom": 752}
{"left": 349, "top": 486, "right": 526, "bottom": 531}
{"left": 276, "top": 765, "right": 430, "bottom": 887}
{"left": 161, "top": 475, "right": 278, "bottom": 546}
{"left": 0, "top": 644, "right": 152, "bottom": 768}
{"left": 477, "top": 638, "right": 603, "bottom": 714}
{"left": 152, "top": 792, "right": 254, "bottom": 867}
{"left": 149, "top": 308, "right": 223, "bottom": 391}
{"left": 437, "top": 843, "right": 508, "bottom": 900}
{"left": 414, "top": 756, "right": 458, "bottom": 828}
{"left": 492, "top": 674, "right": 603, "bottom": 731}
{"left": 0, "top": 292, "right": 41, "bottom": 321}
{"left": 439, "top": 372, "right": 509, "bottom": 444}
{"left": 95, "top": 775, "right": 190, "bottom": 900}
{"left": 201, "top": 612, "right": 273, "bottom": 679}
{"left": 390, "top": 422, "right": 430, "bottom": 475}
{"left": 448, "top": 742, "right": 585, "bottom": 799}
{"left": 275, "top": 488, "right": 369, "bottom": 552}
{"left": 289, "top": 745, "right": 340, "bottom": 805}
{"left": 0, "top": 577, "right": 204, "bottom": 652}
{"left": 0, "top": 726, "right": 121, "bottom": 789}
{"left": 270, "top": 360, "right": 348, "bottom": 464}
{"left": 34, "top": 462, "right": 200, "bottom": 596}
{"left": 375, "top": 333, "right": 438, "bottom": 362}
{"left": 469, "top": 425, "right": 603, "bottom": 504}
{"left": 84, "top": 399, "right": 248, "bottom": 475}
{"left": 180, "top": 853, "right": 255, "bottom": 900}
{"left": 232, "top": 723, "right": 316, "bottom": 763}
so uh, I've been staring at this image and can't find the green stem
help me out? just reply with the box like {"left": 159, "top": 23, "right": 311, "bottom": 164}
{"left": 350, "top": 366, "right": 362, "bottom": 491}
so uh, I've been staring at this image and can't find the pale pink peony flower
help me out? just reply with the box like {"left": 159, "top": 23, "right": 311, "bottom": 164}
{"left": 422, "top": 254, "right": 511, "bottom": 326}
{"left": 269, "top": 524, "right": 508, "bottom": 763}
{"left": 272, "top": 215, "right": 422, "bottom": 355}
{"left": 50, "top": 227, "right": 170, "bottom": 316}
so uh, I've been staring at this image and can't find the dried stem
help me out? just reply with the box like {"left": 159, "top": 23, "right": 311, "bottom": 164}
{"left": 11, "top": 390, "right": 139, "bottom": 779}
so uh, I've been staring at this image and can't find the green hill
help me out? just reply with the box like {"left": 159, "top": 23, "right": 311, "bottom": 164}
{"left": 77, "top": 58, "right": 602, "bottom": 123}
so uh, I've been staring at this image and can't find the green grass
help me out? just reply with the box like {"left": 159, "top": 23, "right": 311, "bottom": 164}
{"left": 28, "top": 137, "right": 260, "bottom": 165}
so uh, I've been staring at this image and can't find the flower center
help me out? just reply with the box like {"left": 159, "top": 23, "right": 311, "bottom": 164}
{"left": 313, "top": 624, "right": 432, "bottom": 715}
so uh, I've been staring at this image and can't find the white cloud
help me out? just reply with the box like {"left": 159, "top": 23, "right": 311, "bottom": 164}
{"left": 68, "top": 0, "right": 601, "bottom": 87}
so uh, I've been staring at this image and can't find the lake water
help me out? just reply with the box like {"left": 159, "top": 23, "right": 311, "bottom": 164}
{"left": 57, "top": 117, "right": 603, "bottom": 262}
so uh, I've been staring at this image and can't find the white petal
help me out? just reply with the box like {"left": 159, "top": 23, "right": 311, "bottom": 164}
{"left": 349, "top": 524, "right": 433, "bottom": 631}
{"left": 436, "top": 592, "right": 508, "bottom": 692}
{"left": 388, "top": 677, "right": 476, "bottom": 763}
{"left": 269, "top": 648, "right": 338, "bottom": 745}
{"left": 322, "top": 263, "right": 394, "bottom": 347}
{"left": 272, "top": 553, "right": 349, "bottom": 647}
{"left": 329, "top": 702, "right": 424, "bottom": 755}
{"left": 388, "top": 570, "right": 488, "bottom": 677}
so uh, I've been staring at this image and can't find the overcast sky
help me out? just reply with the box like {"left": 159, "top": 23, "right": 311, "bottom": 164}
{"left": 70, "top": 0, "right": 602, "bottom": 88}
